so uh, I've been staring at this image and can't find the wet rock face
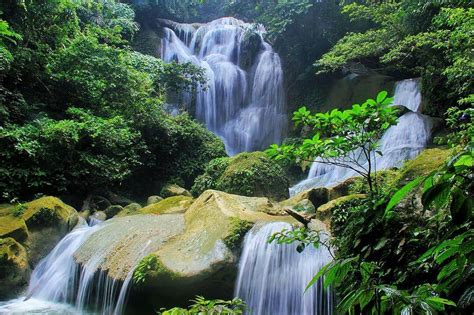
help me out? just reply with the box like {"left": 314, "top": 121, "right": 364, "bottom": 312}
{"left": 0, "top": 196, "right": 79, "bottom": 267}
{"left": 0, "top": 237, "right": 30, "bottom": 299}
{"left": 73, "top": 190, "right": 303, "bottom": 310}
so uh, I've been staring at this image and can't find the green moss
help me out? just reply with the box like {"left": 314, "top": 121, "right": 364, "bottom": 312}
{"left": 393, "top": 147, "right": 451, "bottom": 186}
{"left": 192, "top": 152, "right": 289, "bottom": 201}
{"left": 223, "top": 218, "right": 254, "bottom": 250}
{"left": 133, "top": 254, "right": 180, "bottom": 286}
{"left": 140, "top": 196, "right": 193, "bottom": 215}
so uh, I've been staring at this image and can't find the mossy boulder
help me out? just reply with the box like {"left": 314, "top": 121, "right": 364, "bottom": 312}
{"left": 0, "top": 238, "right": 30, "bottom": 299}
{"left": 0, "top": 196, "right": 79, "bottom": 266}
{"left": 192, "top": 152, "right": 290, "bottom": 201}
{"left": 74, "top": 190, "right": 302, "bottom": 308}
{"left": 140, "top": 196, "right": 194, "bottom": 215}
{"left": 392, "top": 147, "right": 451, "bottom": 186}
{"left": 317, "top": 194, "right": 366, "bottom": 227}
{"left": 147, "top": 195, "right": 164, "bottom": 206}
{"left": 161, "top": 184, "right": 192, "bottom": 198}
{"left": 116, "top": 203, "right": 142, "bottom": 217}
{"left": 104, "top": 205, "right": 123, "bottom": 219}
{"left": 280, "top": 187, "right": 330, "bottom": 210}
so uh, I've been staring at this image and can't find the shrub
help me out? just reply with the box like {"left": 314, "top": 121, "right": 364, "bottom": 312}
{"left": 192, "top": 151, "right": 289, "bottom": 200}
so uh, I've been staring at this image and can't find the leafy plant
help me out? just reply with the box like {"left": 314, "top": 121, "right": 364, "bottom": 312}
{"left": 159, "top": 296, "right": 246, "bottom": 315}
{"left": 11, "top": 203, "right": 26, "bottom": 217}
{"left": 267, "top": 91, "right": 398, "bottom": 192}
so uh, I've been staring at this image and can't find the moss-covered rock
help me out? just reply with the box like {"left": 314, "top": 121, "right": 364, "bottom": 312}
{"left": 161, "top": 184, "right": 192, "bottom": 198}
{"left": 0, "top": 237, "right": 30, "bottom": 299}
{"left": 104, "top": 205, "right": 123, "bottom": 219}
{"left": 0, "top": 197, "right": 78, "bottom": 266}
{"left": 192, "top": 152, "right": 290, "bottom": 201}
{"left": 280, "top": 187, "right": 330, "bottom": 210}
{"left": 392, "top": 147, "right": 451, "bottom": 186}
{"left": 147, "top": 195, "right": 164, "bottom": 206}
{"left": 140, "top": 196, "right": 194, "bottom": 215}
{"left": 316, "top": 194, "right": 366, "bottom": 227}
{"left": 74, "top": 190, "right": 304, "bottom": 308}
{"left": 116, "top": 203, "right": 142, "bottom": 217}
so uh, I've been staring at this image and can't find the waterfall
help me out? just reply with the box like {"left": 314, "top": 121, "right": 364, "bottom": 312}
{"left": 290, "top": 78, "right": 435, "bottom": 195}
{"left": 235, "top": 222, "right": 333, "bottom": 315}
{"left": 0, "top": 220, "right": 148, "bottom": 315}
{"left": 161, "top": 17, "right": 287, "bottom": 155}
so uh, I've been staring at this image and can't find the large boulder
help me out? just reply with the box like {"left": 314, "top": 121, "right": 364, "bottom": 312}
{"left": 74, "top": 190, "right": 300, "bottom": 309}
{"left": 192, "top": 152, "right": 290, "bottom": 201}
{"left": 141, "top": 196, "right": 193, "bottom": 215}
{"left": 0, "top": 196, "right": 79, "bottom": 266}
{"left": 0, "top": 237, "right": 30, "bottom": 299}
{"left": 161, "top": 184, "right": 192, "bottom": 198}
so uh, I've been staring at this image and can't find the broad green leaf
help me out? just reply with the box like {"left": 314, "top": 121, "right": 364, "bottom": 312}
{"left": 376, "top": 91, "right": 388, "bottom": 103}
{"left": 385, "top": 176, "right": 424, "bottom": 216}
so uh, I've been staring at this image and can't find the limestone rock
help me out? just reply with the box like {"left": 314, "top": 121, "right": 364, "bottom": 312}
{"left": 161, "top": 184, "right": 192, "bottom": 198}
{"left": 0, "top": 238, "right": 30, "bottom": 299}
{"left": 104, "top": 205, "right": 123, "bottom": 219}
{"left": 117, "top": 203, "right": 142, "bottom": 217}
{"left": 141, "top": 196, "right": 193, "bottom": 215}
{"left": 316, "top": 194, "right": 366, "bottom": 227}
{"left": 74, "top": 190, "right": 303, "bottom": 307}
{"left": 0, "top": 197, "right": 78, "bottom": 266}
{"left": 280, "top": 187, "right": 329, "bottom": 210}
{"left": 91, "top": 211, "right": 107, "bottom": 221}
{"left": 147, "top": 195, "right": 164, "bottom": 206}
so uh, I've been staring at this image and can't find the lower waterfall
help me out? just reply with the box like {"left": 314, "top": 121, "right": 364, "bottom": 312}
{"left": 235, "top": 222, "right": 333, "bottom": 315}
{"left": 0, "top": 220, "right": 141, "bottom": 315}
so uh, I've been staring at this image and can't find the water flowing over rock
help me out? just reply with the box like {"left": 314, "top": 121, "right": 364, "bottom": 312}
{"left": 291, "top": 78, "right": 436, "bottom": 195}
{"left": 160, "top": 17, "right": 287, "bottom": 155}
{"left": 235, "top": 222, "right": 333, "bottom": 315}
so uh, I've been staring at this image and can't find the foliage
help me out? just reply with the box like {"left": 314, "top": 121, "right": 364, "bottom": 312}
{"left": 0, "top": 0, "right": 218, "bottom": 201}
{"left": 267, "top": 91, "right": 398, "bottom": 192}
{"left": 133, "top": 254, "right": 158, "bottom": 285}
{"left": 0, "top": 108, "right": 144, "bottom": 197}
{"left": 11, "top": 203, "right": 26, "bottom": 218}
{"left": 159, "top": 296, "right": 246, "bottom": 315}
{"left": 223, "top": 218, "right": 253, "bottom": 250}
{"left": 192, "top": 152, "right": 289, "bottom": 200}
{"left": 317, "top": 0, "right": 474, "bottom": 113}
{"left": 29, "top": 207, "right": 59, "bottom": 226}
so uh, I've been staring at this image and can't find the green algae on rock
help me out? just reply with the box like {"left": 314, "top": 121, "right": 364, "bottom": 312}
{"left": 192, "top": 151, "right": 290, "bottom": 201}
{"left": 0, "top": 237, "right": 30, "bottom": 299}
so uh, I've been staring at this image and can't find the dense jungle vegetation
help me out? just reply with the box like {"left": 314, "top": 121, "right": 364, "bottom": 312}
{"left": 0, "top": 0, "right": 472, "bottom": 314}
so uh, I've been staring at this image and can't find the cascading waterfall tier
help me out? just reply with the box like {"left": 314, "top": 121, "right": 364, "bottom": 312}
{"left": 291, "top": 78, "right": 435, "bottom": 195}
{"left": 160, "top": 17, "right": 287, "bottom": 155}
{"left": 235, "top": 222, "right": 333, "bottom": 315}
{"left": 0, "top": 216, "right": 163, "bottom": 315}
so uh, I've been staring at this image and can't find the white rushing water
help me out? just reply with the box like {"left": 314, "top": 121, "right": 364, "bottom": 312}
{"left": 0, "top": 220, "right": 146, "bottom": 315}
{"left": 235, "top": 222, "right": 333, "bottom": 315}
{"left": 161, "top": 17, "right": 287, "bottom": 155}
{"left": 291, "top": 78, "right": 435, "bottom": 195}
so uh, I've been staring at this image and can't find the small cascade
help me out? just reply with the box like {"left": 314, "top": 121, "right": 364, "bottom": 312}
{"left": 235, "top": 222, "right": 333, "bottom": 315}
{"left": 161, "top": 17, "right": 287, "bottom": 155}
{"left": 291, "top": 78, "right": 434, "bottom": 195}
{"left": 0, "top": 219, "right": 153, "bottom": 315}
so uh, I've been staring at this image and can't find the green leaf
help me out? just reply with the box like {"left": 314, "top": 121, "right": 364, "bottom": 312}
{"left": 450, "top": 187, "right": 471, "bottom": 224}
{"left": 422, "top": 182, "right": 451, "bottom": 209}
{"left": 376, "top": 91, "right": 388, "bottom": 103}
{"left": 458, "top": 286, "right": 474, "bottom": 309}
{"left": 385, "top": 176, "right": 424, "bottom": 216}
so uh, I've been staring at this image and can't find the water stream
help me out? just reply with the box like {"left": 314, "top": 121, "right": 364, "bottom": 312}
{"left": 291, "top": 78, "right": 435, "bottom": 195}
{"left": 160, "top": 17, "right": 287, "bottom": 155}
{"left": 0, "top": 220, "right": 143, "bottom": 315}
{"left": 235, "top": 222, "right": 333, "bottom": 315}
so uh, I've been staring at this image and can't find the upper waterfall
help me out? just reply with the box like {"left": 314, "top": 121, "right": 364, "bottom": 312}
{"left": 290, "top": 78, "right": 435, "bottom": 195}
{"left": 160, "top": 17, "right": 287, "bottom": 155}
